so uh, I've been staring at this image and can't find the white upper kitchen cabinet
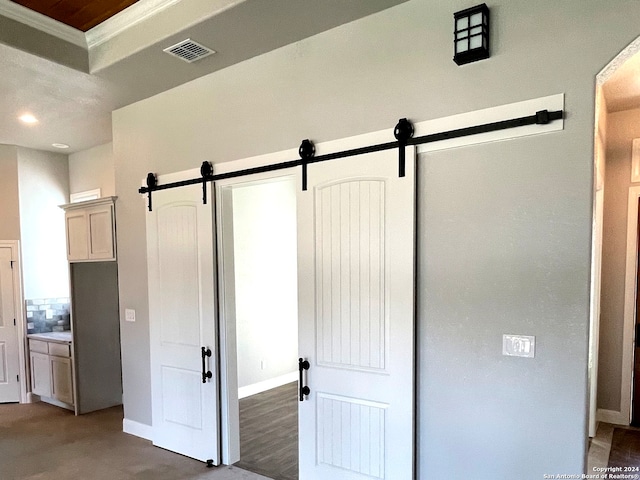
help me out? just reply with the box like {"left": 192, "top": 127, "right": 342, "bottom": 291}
{"left": 61, "top": 197, "right": 117, "bottom": 262}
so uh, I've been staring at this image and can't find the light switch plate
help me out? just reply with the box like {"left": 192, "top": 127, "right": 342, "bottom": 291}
{"left": 502, "top": 334, "right": 535, "bottom": 358}
{"left": 125, "top": 308, "right": 136, "bottom": 322}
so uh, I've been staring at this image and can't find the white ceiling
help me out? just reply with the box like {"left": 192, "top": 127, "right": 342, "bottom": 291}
{"left": 0, "top": 0, "right": 408, "bottom": 154}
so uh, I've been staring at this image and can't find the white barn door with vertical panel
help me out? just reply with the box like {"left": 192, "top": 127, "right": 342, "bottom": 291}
{"left": 0, "top": 247, "right": 19, "bottom": 403}
{"left": 146, "top": 178, "right": 220, "bottom": 464}
{"left": 297, "top": 146, "right": 416, "bottom": 480}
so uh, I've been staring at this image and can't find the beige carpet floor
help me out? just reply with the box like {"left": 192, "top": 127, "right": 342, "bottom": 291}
{"left": 0, "top": 402, "right": 270, "bottom": 480}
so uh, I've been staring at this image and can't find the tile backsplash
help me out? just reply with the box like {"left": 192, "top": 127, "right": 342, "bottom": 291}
{"left": 26, "top": 298, "right": 70, "bottom": 334}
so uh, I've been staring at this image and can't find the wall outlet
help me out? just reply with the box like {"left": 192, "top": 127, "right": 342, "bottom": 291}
{"left": 502, "top": 334, "right": 535, "bottom": 358}
{"left": 125, "top": 308, "right": 136, "bottom": 322}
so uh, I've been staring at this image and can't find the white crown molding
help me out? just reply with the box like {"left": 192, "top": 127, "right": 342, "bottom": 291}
{"left": 0, "top": 0, "right": 86, "bottom": 48}
{"left": 0, "top": 0, "right": 185, "bottom": 51}
{"left": 85, "top": 0, "right": 182, "bottom": 49}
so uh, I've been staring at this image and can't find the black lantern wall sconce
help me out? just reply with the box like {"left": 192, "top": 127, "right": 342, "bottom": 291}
{"left": 453, "top": 3, "right": 490, "bottom": 66}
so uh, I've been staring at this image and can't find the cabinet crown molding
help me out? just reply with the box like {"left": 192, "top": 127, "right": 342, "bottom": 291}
{"left": 59, "top": 196, "right": 118, "bottom": 211}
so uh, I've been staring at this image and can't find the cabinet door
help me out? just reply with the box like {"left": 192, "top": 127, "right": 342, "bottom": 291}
{"left": 66, "top": 211, "right": 88, "bottom": 261}
{"left": 50, "top": 356, "right": 74, "bottom": 405}
{"left": 30, "top": 352, "right": 51, "bottom": 398}
{"left": 87, "top": 205, "right": 114, "bottom": 260}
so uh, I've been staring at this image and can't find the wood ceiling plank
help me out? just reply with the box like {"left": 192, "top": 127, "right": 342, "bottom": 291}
{"left": 67, "top": 0, "right": 138, "bottom": 31}
{"left": 10, "top": 0, "right": 138, "bottom": 32}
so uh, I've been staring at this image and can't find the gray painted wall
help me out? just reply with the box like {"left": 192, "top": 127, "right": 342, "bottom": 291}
{"left": 0, "top": 145, "right": 20, "bottom": 240}
{"left": 419, "top": 135, "right": 588, "bottom": 476}
{"left": 110, "top": 1, "right": 640, "bottom": 477}
{"left": 17, "top": 147, "right": 70, "bottom": 299}
{"left": 68, "top": 142, "right": 115, "bottom": 197}
{"left": 598, "top": 108, "right": 640, "bottom": 411}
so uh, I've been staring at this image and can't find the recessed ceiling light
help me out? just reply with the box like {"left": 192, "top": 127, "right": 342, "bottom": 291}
{"left": 19, "top": 114, "right": 38, "bottom": 124}
{"left": 52, "top": 143, "right": 70, "bottom": 149}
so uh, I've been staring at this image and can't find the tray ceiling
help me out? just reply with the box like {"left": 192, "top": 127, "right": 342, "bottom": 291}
{"left": 0, "top": 0, "right": 409, "bottom": 153}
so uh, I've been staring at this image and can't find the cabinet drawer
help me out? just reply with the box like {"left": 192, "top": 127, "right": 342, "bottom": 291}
{"left": 29, "top": 340, "right": 48, "bottom": 354}
{"left": 48, "top": 343, "right": 71, "bottom": 358}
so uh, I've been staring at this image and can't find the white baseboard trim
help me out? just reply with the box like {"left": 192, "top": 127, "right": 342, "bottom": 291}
{"left": 597, "top": 408, "right": 629, "bottom": 426}
{"left": 238, "top": 371, "right": 297, "bottom": 399}
{"left": 123, "top": 418, "right": 153, "bottom": 441}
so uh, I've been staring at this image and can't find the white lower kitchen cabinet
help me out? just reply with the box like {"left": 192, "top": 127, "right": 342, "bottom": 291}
{"left": 50, "top": 356, "right": 73, "bottom": 405}
{"left": 28, "top": 334, "right": 74, "bottom": 410}
{"left": 30, "top": 351, "right": 51, "bottom": 398}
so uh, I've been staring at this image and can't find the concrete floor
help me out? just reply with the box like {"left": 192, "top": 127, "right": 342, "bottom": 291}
{"left": 587, "top": 422, "right": 640, "bottom": 473}
{"left": 588, "top": 422, "right": 614, "bottom": 474}
{"left": 0, "top": 402, "right": 270, "bottom": 480}
{"left": 4, "top": 401, "right": 624, "bottom": 479}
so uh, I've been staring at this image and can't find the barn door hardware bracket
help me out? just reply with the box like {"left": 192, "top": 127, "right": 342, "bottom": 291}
{"left": 394, "top": 118, "right": 414, "bottom": 178}
{"left": 298, "top": 139, "right": 315, "bottom": 191}
{"left": 200, "top": 161, "right": 213, "bottom": 204}
{"left": 145, "top": 173, "right": 158, "bottom": 212}
{"left": 535, "top": 110, "right": 551, "bottom": 124}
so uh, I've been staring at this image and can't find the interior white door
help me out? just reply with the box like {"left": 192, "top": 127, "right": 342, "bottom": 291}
{"left": 146, "top": 181, "right": 220, "bottom": 464}
{"left": 0, "top": 247, "right": 20, "bottom": 403}
{"left": 297, "top": 147, "right": 416, "bottom": 479}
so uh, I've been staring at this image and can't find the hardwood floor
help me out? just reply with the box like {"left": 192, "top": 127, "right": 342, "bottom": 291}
{"left": 608, "top": 427, "right": 640, "bottom": 468}
{"left": 589, "top": 422, "right": 640, "bottom": 475}
{"left": 235, "top": 382, "right": 298, "bottom": 480}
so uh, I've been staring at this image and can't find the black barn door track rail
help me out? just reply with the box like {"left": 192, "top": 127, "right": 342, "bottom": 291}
{"left": 139, "top": 109, "right": 563, "bottom": 211}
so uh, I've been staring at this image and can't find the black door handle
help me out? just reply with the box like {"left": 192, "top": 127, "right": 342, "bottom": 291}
{"left": 298, "top": 357, "right": 310, "bottom": 401}
{"left": 201, "top": 347, "right": 212, "bottom": 383}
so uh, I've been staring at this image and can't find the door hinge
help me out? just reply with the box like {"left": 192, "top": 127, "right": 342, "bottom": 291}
{"left": 13, "top": 318, "right": 16, "bottom": 326}
{"left": 16, "top": 374, "right": 19, "bottom": 382}
{"left": 10, "top": 260, "right": 14, "bottom": 269}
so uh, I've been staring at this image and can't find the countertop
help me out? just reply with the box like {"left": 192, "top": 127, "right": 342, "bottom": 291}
{"left": 27, "top": 331, "right": 73, "bottom": 343}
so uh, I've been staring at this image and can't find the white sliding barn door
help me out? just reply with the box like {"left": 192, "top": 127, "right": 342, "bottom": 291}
{"left": 297, "top": 147, "right": 416, "bottom": 480}
{"left": 146, "top": 180, "right": 220, "bottom": 464}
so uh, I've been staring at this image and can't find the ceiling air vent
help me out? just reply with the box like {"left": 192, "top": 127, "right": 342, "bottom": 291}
{"left": 163, "top": 39, "right": 216, "bottom": 63}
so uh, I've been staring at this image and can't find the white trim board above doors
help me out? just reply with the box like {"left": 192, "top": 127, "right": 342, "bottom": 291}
{"left": 138, "top": 94, "right": 565, "bottom": 209}
{"left": 414, "top": 93, "right": 564, "bottom": 153}
{"left": 205, "top": 94, "right": 565, "bottom": 182}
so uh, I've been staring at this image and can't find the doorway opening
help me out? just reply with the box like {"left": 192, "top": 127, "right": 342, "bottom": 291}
{"left": 592, "top": 35, "right": 640, "bottom": 431}
{"left": 218, "top": 176, "right": 299, "bottom": 480}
